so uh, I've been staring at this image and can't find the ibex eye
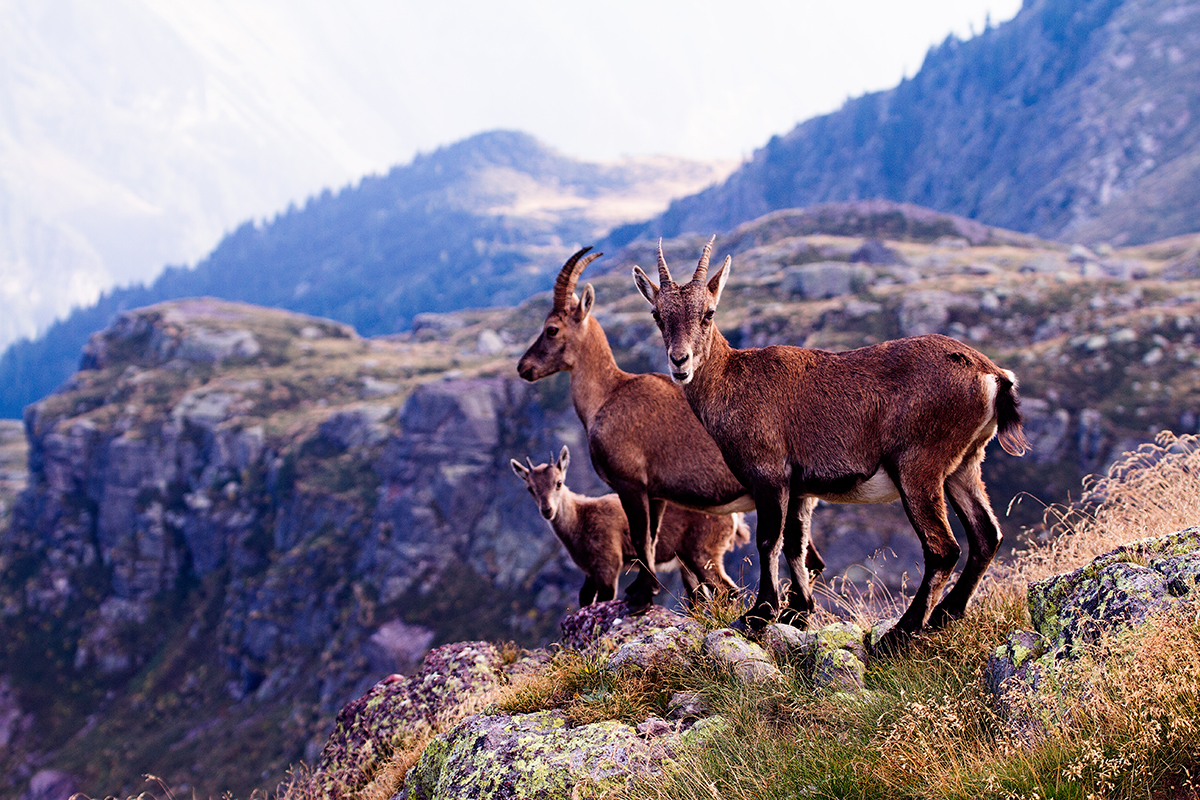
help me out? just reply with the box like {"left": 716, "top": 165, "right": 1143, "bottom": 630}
{"left": 546, "top": 326, "right": 559, "bottom": 338}
{"left": 556, "top": 481, "right": 563, "bottom": 489}
{"left": 703, "top": 309, "right": 715, "bottom": 323}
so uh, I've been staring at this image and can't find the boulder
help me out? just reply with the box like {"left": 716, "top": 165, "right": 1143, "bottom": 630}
{"left": 986, "top": 528, "right": 1200, "bottom": 742}
{"left": 404, "top": 710, "right": 725, "bottom": 800}
{"left": 761, "top": 621, "right": 867, "bottom": 692}
{"left": 1028, "top": 528, "right": 1200, "bottom": 654}
{"left": 703, "top": 628, "right": 782, "bottom": 685}
{"left": 558, "top": 600, "right": 688, "bottom": 653}
{"left": 315, "top": 641, "right": 505, "bottom": 796}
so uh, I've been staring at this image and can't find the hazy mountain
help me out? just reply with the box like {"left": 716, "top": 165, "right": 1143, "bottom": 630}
{"left": 0, "top": 0, "right": 397, "bottom": 351}
{"left": 0, "top": 130, "right": 731, "bottom": 418}
{"left": 618, "top": 0, "right": 1200, "bottom": 249}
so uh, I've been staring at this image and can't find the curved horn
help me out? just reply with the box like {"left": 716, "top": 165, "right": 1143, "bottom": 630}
{"left": 657, "top": 239, "right": 673, "bottom": 285}
{"left": 693, "top": 235, "right": 716, "bottom": 283}
{"left": 553, "top": 247, "right": 602, "bottom": 308}
{"left": 526, "top": 456, "right": 535, "bottom": 470}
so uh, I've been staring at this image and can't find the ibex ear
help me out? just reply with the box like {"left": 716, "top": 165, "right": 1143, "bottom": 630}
{"left": 557, "top": 445, "right": 570, "bottom": 473}
{"left": 709, "top": 255, "right": 732, "bottom": 306}
{"left": 510, "top": 459, "right": 530, "bottom": 480}
{"left": 632, "top": 266, "right": 658, "bottom": 306}
{"left": 575, "top": 284, "right": 595, "bottom": 322}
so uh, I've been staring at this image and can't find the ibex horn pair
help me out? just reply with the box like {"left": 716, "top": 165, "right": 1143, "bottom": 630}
{"left": 553, "top": 247, "right": 603, "bottom": 308}
{"left": 656, "top": 235, "right": 721, "bottom": 285}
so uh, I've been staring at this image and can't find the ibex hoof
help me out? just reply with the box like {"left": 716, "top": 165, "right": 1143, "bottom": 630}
{"left": 624, "top": 587, "right": 657, "bottom": 612}
{"left": 731, "top": 608, "right": 774, "bottom": 634}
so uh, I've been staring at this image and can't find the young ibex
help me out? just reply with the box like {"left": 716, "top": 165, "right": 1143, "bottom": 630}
{"left": 518, "top": 248, "right": 824, "bottom": 609}
{"left": 511, "top": 446, "right": 750, "bottom": 606}
{"left": 633, "top": 238, "right": 1028, "bottom": 651}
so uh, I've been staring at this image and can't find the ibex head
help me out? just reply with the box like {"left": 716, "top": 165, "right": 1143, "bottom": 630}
{"left": 510, "top": 446, "right": 571, "bottom": 520}
{"left": 632, "top": 236, "right": 730, "bottom": 384}
{"left": 517, "top": 248, "right": 602, "bottom": 382}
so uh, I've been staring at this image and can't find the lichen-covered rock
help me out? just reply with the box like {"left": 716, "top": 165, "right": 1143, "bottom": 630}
{"left": 606, "top": 624, "right": 704, "bottom": 673}
{"left": 1151, "top": 549, "right": 1200, "bottom": 597}
{"left": 703, "top": 629, "right": 782, "bottom": 685}
{"left": 762, "top": 621, "right": 866, "bottom": 691}
{"left": 867, "top": 618, "right": 899, "bottom": 651}
{"left": 315, "top": 642, "right": 505, "bottom": 796}
{"left": 1029, "top": 528, "right": 1200, "bottom": 651}
{"left": 989, "top": 528, "right": 1200, "bottom": 744}
{"left": 666, "top": 691, "right": 707, "bottom": 722}
{"left": 760, "top": 623, "right": 817, "bottom": 663}
{"left": 404, "top": 710, "right": 708, "bottom": 800}
{"left": 1030, "top": 538, "right": 1186, "bottom": 655}
{"left": 813, "top": 647, "right": 866, "bottom": 692}
{"left": 558, "top": 600, "right": 684, "bottom": 653}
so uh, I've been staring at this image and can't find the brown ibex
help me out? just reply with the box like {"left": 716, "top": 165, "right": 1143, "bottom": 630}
{"left": 518, "top": 248, "right": 824, "bottom": 609}
{"left": 511, "top": 446, "right": 749, "bottom": 606}
{"left": 633, "top": 238, "right": 1028, "bottom": 651}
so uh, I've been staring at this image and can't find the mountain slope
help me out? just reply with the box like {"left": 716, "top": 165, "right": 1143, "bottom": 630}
{"left": 0, "top": 130, "right": 730, "bottom": 418}
{"left": 622, "top": 0, "right": 1200, "bottom": 249}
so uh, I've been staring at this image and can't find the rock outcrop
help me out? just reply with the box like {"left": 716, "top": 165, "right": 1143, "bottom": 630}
{"left": 985, "top": 527, "right": 1200, "bottom": 741}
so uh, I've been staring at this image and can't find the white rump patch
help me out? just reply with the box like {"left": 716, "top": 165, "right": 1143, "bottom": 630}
{"left": 820, "top": 469, "right": 900, "bottom": 505}
{"left": 972, "top": 373, "right": 1001, "bottom": 445}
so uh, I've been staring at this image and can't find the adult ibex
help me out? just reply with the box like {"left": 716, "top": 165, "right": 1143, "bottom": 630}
{"left": 633, "top": 238, "right": 1028, "bottom": 651}
{"left": 518, "top": 248, "right": 824, "bottom": 609}
{"left": 511, "top": 446, "right": 749, "bottom": 606}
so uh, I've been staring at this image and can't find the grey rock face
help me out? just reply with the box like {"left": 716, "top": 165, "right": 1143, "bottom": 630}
{"left": 986, "top": 528, "right": 1200, "bottom": 741}
{"left": 0, "top": 300, "right": 603, "bottom": 794}
{"left": 403, "top": 710, "right": 721, "bottom": 800}
{"left": 703, "top": 628, "right": 782, "bottom": 685}
{"left": 315, "top": 641, "right": 505, "bottom": 797}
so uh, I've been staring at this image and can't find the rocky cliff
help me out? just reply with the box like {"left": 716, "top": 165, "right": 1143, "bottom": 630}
{"left": 7, "top": 202, "right": 1200, "bottom": 797}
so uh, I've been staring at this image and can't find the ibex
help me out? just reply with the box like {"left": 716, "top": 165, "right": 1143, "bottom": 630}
{"left": 511, "top": 446, "right": 750, "bottom": 606}
{"left": 633, "top": 238, "right": 1028, "bottom": 651}
{"left": 518, "top": 248, "right": 824, "bottom": 609}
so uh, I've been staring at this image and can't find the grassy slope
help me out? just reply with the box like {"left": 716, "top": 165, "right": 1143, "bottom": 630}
{"left": 329, "top": 435, "right": 1200, "bottom": 800}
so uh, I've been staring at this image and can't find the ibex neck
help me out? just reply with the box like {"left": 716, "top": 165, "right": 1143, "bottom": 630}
{"left": 689, "top": 328, "right": 734, "bottom": 399}
{"left": 569, "top": 317, "right": 625, "bottom": 428}
{"left": 549, "top": 492, "right": 582, "bottom": 544}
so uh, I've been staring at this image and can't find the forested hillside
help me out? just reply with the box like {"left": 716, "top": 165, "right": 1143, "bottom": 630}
{"left": 621, "top": 0, "right": 1200, "bottom": 250}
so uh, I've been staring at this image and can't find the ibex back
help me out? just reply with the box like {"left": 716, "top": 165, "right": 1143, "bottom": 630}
{"left": 518, "top": 248, "right": 824, "bottom": 609}
{"left": 633, "top": 238, "right": 1028, "bottom": 652}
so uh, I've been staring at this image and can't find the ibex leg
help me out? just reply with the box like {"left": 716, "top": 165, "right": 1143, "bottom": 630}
{"left": 579, "top": 576, "right": 598, "bottom": 606}
{"left": 677, "top": 561, "right": 704, "bottom": 606}
{"left": 736, "top": 487, "right": 788, "bottom": 631}
{"left": 878, "top": 464, "right": 961, "bottom": 652}
{"left": 779, "top": 495, "right": 818, "bottom": 628}
{"left": 928, "top": 449, "right": 1001, "bottom": 629}
{"left": 618, "top": 490, "right": 660, "bottom": 609}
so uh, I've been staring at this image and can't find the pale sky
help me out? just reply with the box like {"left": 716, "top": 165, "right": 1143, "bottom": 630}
{"left": 143, "top": 0, "right": 1026, "bottom": 167}
{"left": 0, "top": 0, "right": 1026, "bottom": 348}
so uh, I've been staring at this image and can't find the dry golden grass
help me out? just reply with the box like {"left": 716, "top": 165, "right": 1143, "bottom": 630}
{"left": 1011, "top": 431, "right": 1200, "bottom": 584}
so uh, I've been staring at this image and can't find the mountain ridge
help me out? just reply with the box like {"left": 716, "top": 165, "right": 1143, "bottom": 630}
{"left": 0, "top": 130, "right": 731, "bottom": 419}
{"left": 614, "top": 0, "right": 1200, "bottom": 249}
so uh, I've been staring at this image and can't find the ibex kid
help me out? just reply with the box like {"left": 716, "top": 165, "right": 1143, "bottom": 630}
{"left": 511, "top": 446, "right": 749, "bottom": 606}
